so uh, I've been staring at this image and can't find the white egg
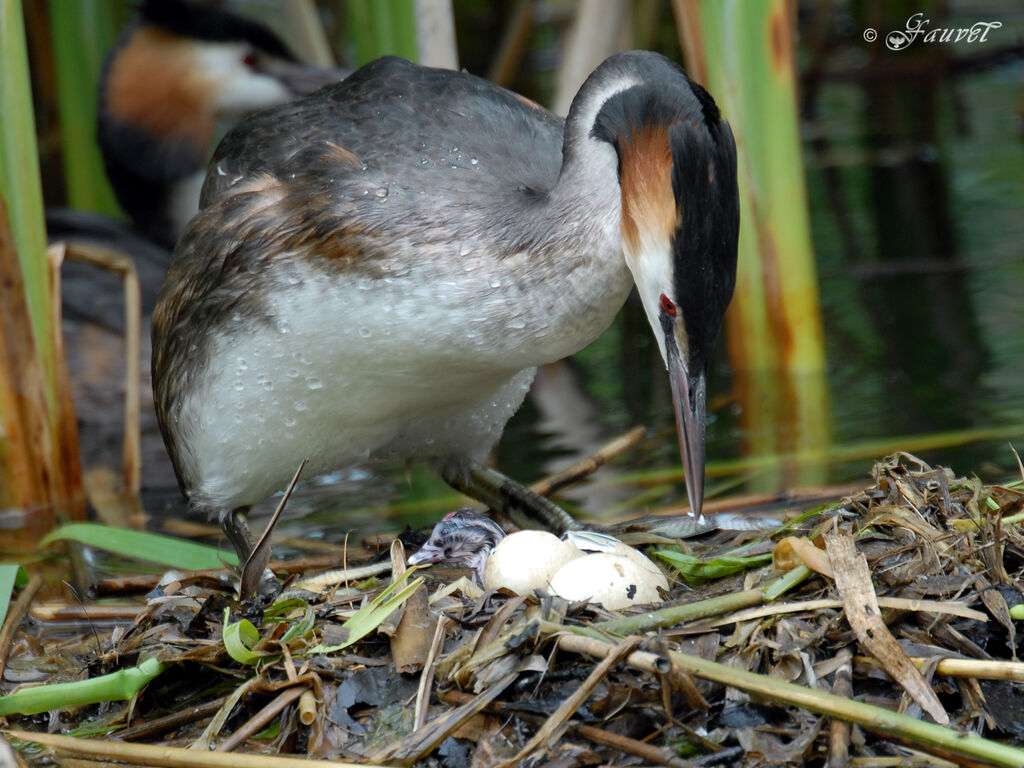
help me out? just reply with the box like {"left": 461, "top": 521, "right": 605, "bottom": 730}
{"left": 563, "top": 532, "right": 666, "bottom": 580}
{"left": 482, "top": 530, "right": 583, "bottom": 594}
{"left": 549, "top": 553, "right": 668, "bottom": 610}
{"left": 606, "top": 540, "right": 666, "bottom": 578}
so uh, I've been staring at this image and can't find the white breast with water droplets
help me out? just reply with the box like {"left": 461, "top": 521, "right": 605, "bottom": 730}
{"left": 177, "top": 240, "right": 631, "bottom": 511}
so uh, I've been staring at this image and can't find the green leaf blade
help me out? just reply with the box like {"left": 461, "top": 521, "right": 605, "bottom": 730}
{"left": 39, "top": 523, "right": 238, "bottom": 570}
{"left": 655, "top": 549, "right": 772, "bottom": 585}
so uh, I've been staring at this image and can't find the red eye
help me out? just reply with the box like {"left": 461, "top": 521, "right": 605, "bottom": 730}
{"left": 660, "top": 293, "right": 677, "bottom": 316}
{"left": 243, "top": 52, "right": 258, "bottom": 69}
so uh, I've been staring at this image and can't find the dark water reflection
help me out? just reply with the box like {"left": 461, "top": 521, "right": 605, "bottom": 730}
{"left": 805, "top": 42, "right": 1024, "bottom": 479}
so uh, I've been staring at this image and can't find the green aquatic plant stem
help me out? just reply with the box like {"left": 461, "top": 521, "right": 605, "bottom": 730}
{"left": 761, "top": 563, "right": 812, "bottom": 601}
{"left": 4, "top": 729, "right": 391, "bottom": 767}
{"left": 0, "top": 657, "right": 166, "bottom": 716}
{"left": 557, "top": 632, "right": 1024, "bottom": 767}
{"left": 47, "top": 0, "right": 125, "bottom": 215}
{"left": 664, "top": 647, "right": 1024, "bottom": 768}
{"left": 0, "top": 0, "right": 85, "bottom": 529}
{"left": 596, "top": 588, "right": 763, "bottom": 636}
{"left": 0, "top": 0, "right": 49, "bottom": 342}
{"left": 675, "top": 0, "right": 830, "bottom": 492}
{"left": 344, "top": 0, "right": 418, "bottom": 64}
{"left": 594, "top": 564, "right": 810, "bottom": 636}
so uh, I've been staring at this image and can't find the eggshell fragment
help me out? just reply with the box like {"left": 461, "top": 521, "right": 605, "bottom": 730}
{"left": 606, "top": 540, "right": 665, "bottom": 578}
{"left": 549, "top": 553, "right": 668, "bottom": 610}
{"left": 482, "top": 530, "right": 582, "bottom": 594}
{"left": 563, "top": 531, "right": 665, "bottom": 579}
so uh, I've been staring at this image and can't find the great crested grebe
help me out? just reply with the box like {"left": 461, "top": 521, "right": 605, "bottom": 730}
{"left": 152, "top": 51, "right": 739, "bottom": 560}
{"left": 97, "top": 0, "right": 344, "bottom": 247}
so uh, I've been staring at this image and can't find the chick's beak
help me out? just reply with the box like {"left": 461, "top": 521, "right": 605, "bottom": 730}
{"left": 666, "top": 340, "right": 706, "bottom": 519}
{"left": 407, "top": 545, "right": 443, "bottom": 565}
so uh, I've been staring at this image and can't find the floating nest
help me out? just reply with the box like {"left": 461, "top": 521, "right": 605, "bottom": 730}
{"left": 3, "top": 452, "right": 1024, "bottom": 767}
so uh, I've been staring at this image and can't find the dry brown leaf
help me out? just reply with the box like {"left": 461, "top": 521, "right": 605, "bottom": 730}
{"left": 975, "top": 574, "right": 1017, "bottom": 661}
{"left": 824, "top": 532, "right": 950, "bottom": 725}
{"left": 390, "top": 539, "right": 433, "bottom": 673}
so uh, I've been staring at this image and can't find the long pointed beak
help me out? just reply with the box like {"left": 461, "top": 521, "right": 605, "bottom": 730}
{"left": 262, "top": 61, "right": 348, "bottom": 96}
{"left": 667, "top": 345, "right": 706, "bottom": 519}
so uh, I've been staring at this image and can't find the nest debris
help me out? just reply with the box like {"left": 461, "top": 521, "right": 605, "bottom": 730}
{"left": 3, "top": 452, "right": 1024, "bottom": 767}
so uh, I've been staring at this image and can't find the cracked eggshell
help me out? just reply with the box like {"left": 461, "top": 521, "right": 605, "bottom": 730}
{"left": 549, "top": 553, "right": 668, "bottom": 610}
{"left": 566, "top": 532, "right": 663, "bottom": 578}
{"left": 606, "top": 540, "right": 665, "bottom": 578}
{"left": 482, "top": 530, "right": 583, "bottom": 595}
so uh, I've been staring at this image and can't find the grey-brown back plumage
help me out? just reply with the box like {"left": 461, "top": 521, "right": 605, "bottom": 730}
{"left": 202, "top": 56, "right": 564, "bottom": 219}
